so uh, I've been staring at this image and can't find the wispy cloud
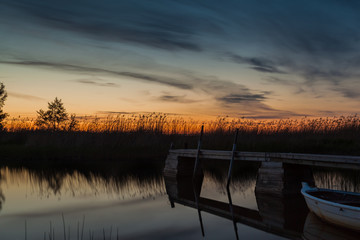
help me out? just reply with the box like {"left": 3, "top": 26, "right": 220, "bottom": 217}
{"left": 333, "top": 86, "right": 360, "bottom": 99}
{"left": 216, "top": 93, "right": 267, "bottom": 104}
{"left": 8, "top": 91, "right": 45, "bottom": 101}
{"left": 2, "top": 0, "right": 205, "bottom": 52}
{"left": 224, "top": 53, "right": 286, "bottom": 74}
{"left": 75, "top": 77, "right": 119, "bottom": 88}
{"left": 0, "top": 58, "right": 284, "bottom": 116}
{"left": 157, "top": 94, "right": 199, "bottom": 104}
{"left": 0, "top": 60, "right": 193, "bottom": 90}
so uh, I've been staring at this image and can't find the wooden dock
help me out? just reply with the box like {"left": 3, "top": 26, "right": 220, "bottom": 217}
{"left": 165, "top": 149, "right": 360, "bottom": 170}
{"left": 164, "top": 149, "right": 360, "bottom": 196}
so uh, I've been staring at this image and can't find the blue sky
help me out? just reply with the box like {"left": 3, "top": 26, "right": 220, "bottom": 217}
{"left": 1, "top": 0, "right": 360, "bottom": 118}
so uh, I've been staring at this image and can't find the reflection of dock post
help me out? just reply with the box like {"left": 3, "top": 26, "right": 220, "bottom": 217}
{"left": 164, "top": 126, "right": 204, "bottom": 199}
{"left": 164, "top": 152, "right": 204, "bottom": 200}
{"left": 255, "top": 191, "right": 308, "bottom": 234}
{"left": 255, "top": 162, "right": 314, "bottom": 196}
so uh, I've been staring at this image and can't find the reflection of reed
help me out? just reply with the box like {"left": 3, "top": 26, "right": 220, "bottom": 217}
{"left": 202, "top": 171, "right": 256, "bottom": 196}
{"left": 313, "top": 169, "right": 360, "bottom": 192}
{"left": 0, "top": 167, "right": 166, "bottom": 200}
{"left": 201, "top": 161, "right": 259, "bottom": 195}
{"left": 0, "top": 171, "right": 5, "bottom": 210}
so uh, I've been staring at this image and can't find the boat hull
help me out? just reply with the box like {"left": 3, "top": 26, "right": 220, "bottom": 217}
{"left": 301, "top": 183, "right": 360, "bottom": 232}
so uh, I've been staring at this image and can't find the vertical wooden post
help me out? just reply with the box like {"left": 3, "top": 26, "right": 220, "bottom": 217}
{"left": 193, "top": 125, "right": 204, "bottom": 179}
{"left": 227, "top": 129, "right": 239, "bottom": 188}
{"left": 193, "top": 182, "right": 205, "bottom": 237}
{"left": 226, "top": 187, "right": 239, "bottom": 240}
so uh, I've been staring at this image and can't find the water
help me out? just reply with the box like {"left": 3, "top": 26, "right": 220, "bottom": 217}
{"left": 0, "top": 163, "right": 358, "bottom": 240}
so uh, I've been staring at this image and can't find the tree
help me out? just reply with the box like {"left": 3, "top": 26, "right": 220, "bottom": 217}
{"left": 0, "top": 82, "right": 8, "bottom": 130}
{"left": 36, "top": 97, "right": 69, "bottom": 130}
{"left": 67, "top": 114, "right": 79, "bottom": 131}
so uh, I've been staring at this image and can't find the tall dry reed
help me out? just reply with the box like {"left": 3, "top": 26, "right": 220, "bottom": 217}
{"left": 4, "top": 113, "right": 360, "bottom": 135}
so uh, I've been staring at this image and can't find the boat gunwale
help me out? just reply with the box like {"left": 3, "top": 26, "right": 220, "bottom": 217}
{"left": 301, "top": 183, "right": 360, "bottom": 212}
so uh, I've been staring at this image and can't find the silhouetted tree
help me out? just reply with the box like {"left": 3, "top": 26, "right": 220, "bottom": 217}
{"left": 36, "top": 97, "right": 68, "bottom": 130}
{"left": 0, "top": 82, "right": 8, "bottom": 130}
{"left": 67, "top": 114, "right": 79, "bottom": 131}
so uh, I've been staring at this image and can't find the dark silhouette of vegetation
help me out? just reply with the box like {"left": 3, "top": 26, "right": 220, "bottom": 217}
{"left": 2, "top": 113, "right": 360, "bottom": 162}
{"left": 68, "top": 113, "right": 79, "bottom": 131}
{"left": 36, "top": 97, "right": 72, "bottom": 130}
{"left": 0, "top": 82, "right": 8, "bottom": 131}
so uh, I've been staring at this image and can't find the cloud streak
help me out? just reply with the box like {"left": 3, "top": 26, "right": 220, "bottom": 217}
{"left": 8, "top": 91, "right": 45, "bottom": 101}
{"left": 224, "top": 53, "right": 286, "bottom": 74}
{"left": 0, "top": 58, "right": 283, "bottom": 116}
{"left": 2, "top": 0, "right": 205, "bottom": 52}
{"left": 216, "top": 93, "right": 267, "bottom": 104}
{"left": 157, "top": 94, "right": 199, "bottom": 104}
{"left": 0, "top": 60, "right": 193, "bottom": 90}
{"left": 75, "top": 78, "right": 119, "bottom": 88}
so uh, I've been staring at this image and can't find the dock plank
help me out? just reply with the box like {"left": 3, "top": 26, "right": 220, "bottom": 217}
{"left": 168, "top": 149, "right": 360, "bottom": 169}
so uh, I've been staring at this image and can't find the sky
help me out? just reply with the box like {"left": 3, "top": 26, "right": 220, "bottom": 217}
{"left": 1, "top": 0, "right": 360, "bottom": 119}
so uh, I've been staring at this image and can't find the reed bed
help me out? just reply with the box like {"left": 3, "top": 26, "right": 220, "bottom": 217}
{"left": 2, "top": 113, "right": 360, "bottom": 162}
{"left": 4, "top": 113, "right": 360, "bottom": 135}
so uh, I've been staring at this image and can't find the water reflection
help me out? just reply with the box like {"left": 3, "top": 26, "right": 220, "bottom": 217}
{"left": 165, "top": 165, "right": 360, "bottom": 240}
{"left": 313, "top": 168, "right": 360, "bottom": 192}
{"left": 0, "top": 171, "right": 5, "bottom": 211}
{"left": 0, "top": 162, "right": 358, "bottom": 239}
{"left": 303, "top": 212, "right": 359, "bottom": 240}
{"left": 0, "top": 162, "right": 165, "bottom": 215}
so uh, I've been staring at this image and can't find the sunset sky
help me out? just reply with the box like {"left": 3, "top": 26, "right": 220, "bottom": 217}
{"left": 1, "top": 0, "right": 360, "bottom": 119}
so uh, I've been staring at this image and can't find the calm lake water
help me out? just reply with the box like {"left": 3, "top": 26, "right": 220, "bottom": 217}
{"left": 0, "top": 162, "right": 358, "bottom": 240}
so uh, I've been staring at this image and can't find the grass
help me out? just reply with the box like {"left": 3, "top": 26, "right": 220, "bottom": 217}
{"left": 24, "top": 215, "right": 121, "bottom": 240}
{"left": 2, "top": 113, "right": 360, "bottom": 163}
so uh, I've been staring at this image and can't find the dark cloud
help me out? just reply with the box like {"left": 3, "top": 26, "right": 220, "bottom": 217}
{"left": 271, "top": 62, "right": 360, "bottom": 98}
{"left": 0, "top": 59, "right": 270, "bottom": 104}
{"left": 119, "top": 72, "right": 192, "bottom": 89}
{"left": 0, "top": 58, "right": 284, "bottom": 116}
{"left": 264, "top": 76, "right": 295, "bottom": 86}
{"left": 217, "top": 93, "right": 267, "bottom": 104}
{"left": 8, "top": 92, "right": 45, "bottom": 101}
{"left": 2, "top": 0, "right": 206, "bottom": 52}
{"left": 224, "top": 53, "right": 286, "bottom": 74}
{"left": 0, "top": 60, "right": 193, "bottom": 90}
{"left": 335, "top": 87, "right": 360, "bottom": 99}
{"left": 157, "top": 94, "right": 199, "bottom": 103}
{"left": 76, "top": 78, "right": 119, "bottom": 88}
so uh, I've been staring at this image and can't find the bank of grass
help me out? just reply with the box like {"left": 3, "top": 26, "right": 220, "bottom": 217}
{"left": 1, "top": 114, "right": 360, "bottom": 163}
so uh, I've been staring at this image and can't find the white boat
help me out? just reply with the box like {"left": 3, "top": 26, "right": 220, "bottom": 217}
{"left": 301, "top": 182, "right": 360, "bottom": 232}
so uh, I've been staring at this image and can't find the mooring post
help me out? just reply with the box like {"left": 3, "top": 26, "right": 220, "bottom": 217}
{"left": 193, "top": 125, "right": 204, "bottom": 179}
{"left": 193, "top": 181, "right": 205, "bottom": 237}
{"left": 227, "top": 128, "right": 239, "bottom": 188}
{"left": 226, "top": 187, "right": 239, "bottom": 240}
